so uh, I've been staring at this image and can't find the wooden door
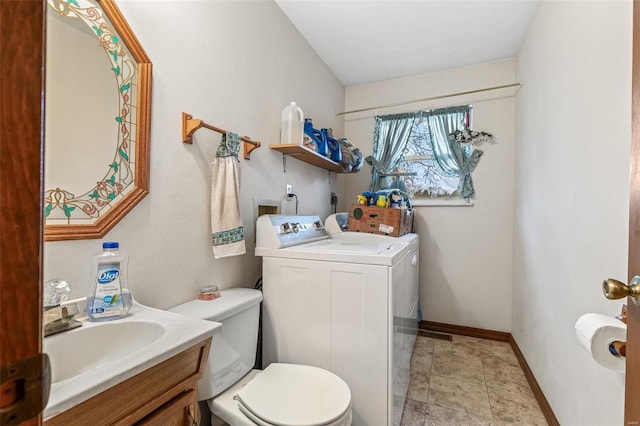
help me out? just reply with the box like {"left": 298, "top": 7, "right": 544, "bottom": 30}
{"left": 628, "top": 1, "right": 640, "bottom": 424}
{"left": 0, "top": 1, "right": 46, "bottom": 425}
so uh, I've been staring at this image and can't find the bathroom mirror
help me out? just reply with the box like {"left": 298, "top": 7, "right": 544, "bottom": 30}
{"left": 44, "top": 0, "right": 151, "bottom": 241}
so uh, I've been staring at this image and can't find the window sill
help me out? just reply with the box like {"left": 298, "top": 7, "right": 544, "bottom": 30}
{"left": 410, "top": 198, "right": 473, "bottom": 207}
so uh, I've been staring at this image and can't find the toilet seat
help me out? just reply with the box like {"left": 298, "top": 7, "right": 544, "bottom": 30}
{"left": 236, "top": 363, "right": 352, "bottom": 426}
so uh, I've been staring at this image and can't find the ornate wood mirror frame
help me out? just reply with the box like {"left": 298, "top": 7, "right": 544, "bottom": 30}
{"left": 44, "top": 0, "right": 151, "bottom": 241}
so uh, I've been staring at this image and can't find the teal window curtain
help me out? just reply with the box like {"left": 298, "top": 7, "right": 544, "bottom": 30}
{"left": 365, "top": 112, "right": 420, "bottom": 191}
{"left": 425, "top": 106, "right": 483, "bottom": 198}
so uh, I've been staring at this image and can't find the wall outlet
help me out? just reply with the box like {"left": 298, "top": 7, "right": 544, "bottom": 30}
{"left": 286, "top": 184, "right": 293, "bottom": 196}
{"left": 330, "top": 192, "right": 338, "bottom": 205}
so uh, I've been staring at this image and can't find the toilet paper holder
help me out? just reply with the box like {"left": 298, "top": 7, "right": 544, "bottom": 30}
{"left": 609, "top": 340, "right": 627, "bottom": 357}
{"left": 603, "top": 276, "right": 640, "bottom": 307}
{"left": 575, "top": 312, "right": 628, "bottom": 372}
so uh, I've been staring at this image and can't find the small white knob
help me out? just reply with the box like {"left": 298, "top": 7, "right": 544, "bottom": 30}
{"left": 44, "top": 279, "right": 70, "bottom": 307}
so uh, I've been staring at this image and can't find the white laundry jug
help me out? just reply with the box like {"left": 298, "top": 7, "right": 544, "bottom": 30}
{"left": 280, "top": 101, "right": 304, "bottom": 145}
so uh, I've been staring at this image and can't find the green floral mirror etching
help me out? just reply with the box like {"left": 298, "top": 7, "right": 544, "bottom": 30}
{"left": 45, "top": 0, "right": 135, "bottom": 222}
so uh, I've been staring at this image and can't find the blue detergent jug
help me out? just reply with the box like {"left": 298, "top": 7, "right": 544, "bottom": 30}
{"left": 322, "top": 129, "right": 342, "bottom": 163}
{"left": 303, "top": 119, "right": 328, "bottom": 156}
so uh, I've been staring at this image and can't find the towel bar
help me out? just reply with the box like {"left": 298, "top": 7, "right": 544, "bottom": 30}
{"left": 181, "top": 112, "right": 261, "bottom": 160}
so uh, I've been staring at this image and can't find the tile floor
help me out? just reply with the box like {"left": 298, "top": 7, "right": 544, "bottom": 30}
{"left": 400, "top": 333, "right": 548, "bottom": 426}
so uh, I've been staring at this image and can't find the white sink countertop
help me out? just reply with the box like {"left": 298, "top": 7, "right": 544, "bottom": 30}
{"left": 43, "top": 298, "right": 221, "bottom": 421}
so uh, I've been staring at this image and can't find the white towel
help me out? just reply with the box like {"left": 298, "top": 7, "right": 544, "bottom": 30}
{"left": 211, "top": 132, "right": 246, "bottom": 259}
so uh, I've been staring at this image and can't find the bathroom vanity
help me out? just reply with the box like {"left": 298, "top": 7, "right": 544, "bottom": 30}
{"left": 45, "top": 339, "right": 210, "bottom": 425}
{"left": 42, "top": 300, "right": 219, "bottom": 425}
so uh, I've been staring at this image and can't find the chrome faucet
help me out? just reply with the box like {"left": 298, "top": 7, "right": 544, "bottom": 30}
{"left": 43, "top": 280, "right": 82, "bottom": 337}
{"left": 44, "top": 304, "right": 82, "bottom": 337}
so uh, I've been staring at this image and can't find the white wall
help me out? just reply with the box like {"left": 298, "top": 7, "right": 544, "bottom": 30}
{"left": 344, "top": 59, "right": 516, "bottom": 332}
{"left": 44, "top": 0, "right": 345, "bottom": 309}
{"left": 514, "top": 1, "right": 631, "bottom": 424}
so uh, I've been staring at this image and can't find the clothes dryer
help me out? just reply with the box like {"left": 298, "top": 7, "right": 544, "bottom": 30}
{"left": 256, "top": 214, "right": 419, "bottom": 426}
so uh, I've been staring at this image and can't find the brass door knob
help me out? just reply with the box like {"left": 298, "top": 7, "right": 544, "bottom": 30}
{"left": 603, "top": 276, "right": 640, "bottom": 306}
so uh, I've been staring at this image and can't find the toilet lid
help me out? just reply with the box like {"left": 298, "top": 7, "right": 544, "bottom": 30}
{"left": 236, "top": 363, "right": 351, "bottom": 426}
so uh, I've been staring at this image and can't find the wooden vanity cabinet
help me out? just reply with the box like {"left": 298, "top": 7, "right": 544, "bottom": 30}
{"left": 45, "top": 338, "right": 211, "bottom": 426}
{"left": 136, "top": 388, "right": 198, "bottom": 426}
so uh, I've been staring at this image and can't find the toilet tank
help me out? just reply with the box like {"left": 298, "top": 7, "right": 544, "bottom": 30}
{"left": 169, "top": 288, "right": 262, "bottom": 400}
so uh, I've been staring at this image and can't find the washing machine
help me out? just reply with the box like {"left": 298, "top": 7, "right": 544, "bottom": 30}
{"left": 255, "top": 214, "right": 419, "bottom": 426}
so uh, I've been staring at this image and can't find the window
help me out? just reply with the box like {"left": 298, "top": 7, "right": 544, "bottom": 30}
{"left": 368, "top": 105, "right": 483, "bottom": 203}
{"left": 398, "top": 119, "right": 463, "bottom": 198}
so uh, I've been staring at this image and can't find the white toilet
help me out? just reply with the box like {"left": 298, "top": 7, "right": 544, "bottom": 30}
{"left": 170, "top": 288, "right": 352, "bottom": 426}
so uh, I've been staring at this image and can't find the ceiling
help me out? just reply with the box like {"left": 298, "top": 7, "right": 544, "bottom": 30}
{"left": 275, "top": 0, "right": 538, "bottom": 87}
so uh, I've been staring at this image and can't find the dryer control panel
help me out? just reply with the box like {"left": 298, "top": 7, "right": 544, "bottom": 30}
{"left": 256, "top": 215, "right": 329, "bottom": 249}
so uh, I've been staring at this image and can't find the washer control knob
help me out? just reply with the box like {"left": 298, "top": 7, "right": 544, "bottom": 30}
{"left": 280, "top": 222, "right": 293, "bottom": 234}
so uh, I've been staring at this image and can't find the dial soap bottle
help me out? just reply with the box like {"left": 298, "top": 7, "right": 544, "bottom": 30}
{"left": 87, "top": 241, "right": 132, "bottom": 321}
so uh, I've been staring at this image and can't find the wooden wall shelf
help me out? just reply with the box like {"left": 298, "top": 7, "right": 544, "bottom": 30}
{"left": 270, "top": 144, "right": 343, "bottom": 173}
